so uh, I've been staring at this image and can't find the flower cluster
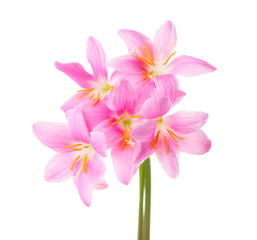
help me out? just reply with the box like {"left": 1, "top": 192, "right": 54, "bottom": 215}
{"left": 33, "top": 21, "right": 216, "bottom": 206}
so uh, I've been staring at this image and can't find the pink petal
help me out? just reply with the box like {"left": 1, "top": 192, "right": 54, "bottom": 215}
{"left": 111, "top": 142, "right": 136, "bottom": 185}
{"left": 113, "top": 79, "right": 138, "bottom": 115}
{"left": 55, "top": 61, "right": 93, "bottom": 89}
{"left": 44, "top": 151, "right": 75, "bottom": 182}
{"left": 108, "top": 55, "right": 146, "bottom": 74}
{"left": 74, "top": 154, "right": 106, "bottom": 206}
{"left": 66, "top": 108, "right": 89, "bottom": 143}
{"left": 136, "top": 78, "right": 156, "bottom": 105}
{"left": 90, "top": 131, "right": 107, "bottom": 157}
{"left": 155, "top": 74, "right": 183, "bottom": 105}
{"left": 164, "top": 111, "right": 209, "bottom": 133}
{"left": 179, "top": 129, "right": 211, "bottom": 155}
{"left": 157, "top": 138, "right": 180, "bottom": 178}
{"left": 168, "top": 55, "right": 216, "bottom": 77}
{"left": 153, "top": 21, "right": 177, "bottom": 62}
{"left": 141, "top": 89, "right": 171, "bottom": 119}
{"left": 93, "top": 119, "right": 122, "bottom": 148}
{"left": 87, "top": 37, "right": 108, "bottom": 80}
{"left": 33, "top": 122, "right": 73, "bottom": 152}
{"left": 131, "top": 120, "right": 157, "bottom": 142}
{"left": 135, "top": 141, "right": 155, "bottom": 165}
{"left": 118, "top": 29, "right": 153, "bottom": 58}
{"left": 61, "top": 92, "right": 87, "bottom": 113}
{"left": 79, "top": 100, "right": 112, "bottom": 131}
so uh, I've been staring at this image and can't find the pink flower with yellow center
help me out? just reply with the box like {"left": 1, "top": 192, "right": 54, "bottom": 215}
{"left": 93, "top": 79, "right": 144, "bottom": 184}
{"left": 131, "top": 90, "right": 211, "bottom": 178}
{"left": 55, "top": 36, "right": 115, "bottom": 112}
{"left": 109, "top": 20, "right": 216, "bottom": 101}
{"left": 33, "top": 108, "right": 108, "bottom": 206}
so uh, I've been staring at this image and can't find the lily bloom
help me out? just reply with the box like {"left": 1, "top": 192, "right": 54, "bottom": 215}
{"left": 55, "top": 36, "right": 115, "bottom": 112}
{"left": 93, "top": 79, "right": 143, "bottom": 184}
{"left": 109, "top": 20, "right": 216, "bottom": 101}
{"left": 33, "top": 108, "right": 108, "bottom": 206}
{"left": 131, "top": 90, "right": 211, "bottom": 178}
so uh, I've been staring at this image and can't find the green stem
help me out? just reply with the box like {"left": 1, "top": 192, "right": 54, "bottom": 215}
{"left": 138, "top": 158, "right": 151, "bottom": 240}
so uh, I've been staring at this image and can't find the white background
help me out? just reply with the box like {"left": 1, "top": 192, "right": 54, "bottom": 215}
{"left": 1, "top": 0, "right": 257, "bottom": 239}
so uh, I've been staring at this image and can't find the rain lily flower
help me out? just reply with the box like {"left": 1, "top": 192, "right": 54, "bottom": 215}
{"left": 131, "top": 90, "right": 211, "bottom": 178}
{"left": 33, "top": 108, "right": 108, "bottom": 206}
{"left": 55, "top": 36, "right": 115, "bottom": 112}
{"left": 109, "top": 20, "right": 216, "bottom": 101}
{"left": 94, "top": 79, "right": 144, "bottom": 184}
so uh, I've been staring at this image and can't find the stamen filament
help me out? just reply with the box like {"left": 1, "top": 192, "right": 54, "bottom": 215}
{"left": 91, "top": 92, "right": 100, "bottom": 106}
{"left": 124, "top": 109, "right": 127, "bottom": 118}
{"left": 71, "top": 155, "right": 81, "bottom": 170}
{"left": 88, "top": 93, "right": 95, "bottom": 99}
{"left": 131, "top": 115, "right": 143, "bottom": 118}
{"left": 64, "top": 144, "right": 83, "bottom": 149}
{"left": 135, "top": 53, "right": 155, "bottom": 66}
{"left": 82, "top": 155, "right": 88, "bottom": 173}
{"left": 77, "top": 88, "right": 95, "bottom": 92}
{"left": 105, "top": 83, "right": 115, "bottom": 90}
{"left": 146, "top": 44, "right": 155, "bottom": 63}
{"left": 163, "top": 51, "right": 176, "bottom": 65}
{"left": 167, "top": 128, "right": 184, "bottom": 140}
{"left": 111, "top": 117, "right": 124, "bottom": 126}
{"left": 151, "top": 130, "right": 161, "bottom": 149}
{"left": 164, "top": 136, "right": 169, "bottom": 154}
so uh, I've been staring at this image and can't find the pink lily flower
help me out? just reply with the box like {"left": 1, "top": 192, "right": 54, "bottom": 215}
{"left": 33, "top": 108, "right": 108, "bottom": 206}
{"left": 109, "top": 20, "right": 216, "bottom": 100}
{"left": 131, "top": 91, "right": 211, "bottom": 178}
{"left": 93, "top": 79, "right": 144, "bottom": 184}
{"left": 55, "top": 36, "right": 115, "bottom": 112}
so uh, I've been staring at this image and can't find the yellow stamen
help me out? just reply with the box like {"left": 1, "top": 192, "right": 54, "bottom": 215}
{"left": 77, "top": 88, "right": 95, "bottom": 92}
{"left": 83, "top": 145, "right": 90, "bottom": 148}
{"left": 105, "top": 83, "right": 115, "bottom": 90}
{"left": 131, "top": 115, "right": 143, "bottom": 118}
{"left": 151, "top": 130, "right": 161, "bottom": 149}
{"left": 163, "top": 51, "right": 176, "bottom": 65}
{"left": 88, "top": 93, "right": 95, "bottom": 99}
{"left": 82, "top": 155, "right": 88, "bottom": 173}
{"left": 164, "top": 136, "right": 169, "bottom": 154}
{"left": 135, "top": 52, "right": 154, "bottom": 66}
{"left": 146, "top": 44, "right": 155, "bottom": 63}
{"left": 166, "top": 129, "right": 178, "bottom": 143}
{"left": 124, "top": 109, "right": 127, "bottom": 118}
{"left": 167, "top": 128, "right": 184, "bottom": 140}
{"left": 64, "top": 144, "right": 83, "bottom": 149}
{"left": 111, "top": 117, "right": 124, "bottom": 126}
{"left": 71, "top": 155, "right": 81, "bottom": 170}
{"left": 91, "top": 92, "right": 100, "bottom": 106}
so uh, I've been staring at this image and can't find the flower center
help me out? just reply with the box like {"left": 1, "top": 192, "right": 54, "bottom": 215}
{"left": 135, "top": 44, "right": 176, "bottom": 80}
{"left": 110, "top": 109, "right": 143, "bottom": 150}
{"left": 150, "top": 118, "right": 184, "bottom": 154}
{"left": 77, "top": 83, "right": 114, "bottom": 106}
{"left": 64, "top": 143, "right": 95, "bottom": 179}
